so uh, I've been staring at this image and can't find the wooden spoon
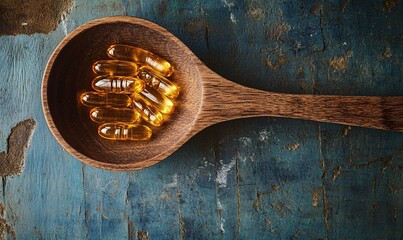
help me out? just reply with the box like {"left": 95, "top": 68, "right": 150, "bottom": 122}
{"left": 42, "top": 16, "right": 403, "bottom": 171}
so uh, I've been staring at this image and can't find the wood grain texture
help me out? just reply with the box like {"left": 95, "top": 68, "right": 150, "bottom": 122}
{"left": 0, "top": 0, "right": 402, "bottom": 239}
{"left": 198, "top": 68, "right": 403, "bottom": 131}
{"left": 42, "top": 16, "right": 203, "bottom": 171}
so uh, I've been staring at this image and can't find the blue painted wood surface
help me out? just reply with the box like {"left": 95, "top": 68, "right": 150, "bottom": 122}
{"left": 0, "top": 0, "right": 402, "bottom": 239}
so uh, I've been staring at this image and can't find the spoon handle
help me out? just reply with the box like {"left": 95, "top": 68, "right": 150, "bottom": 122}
{"left": 200, "top": 74, "right": 403, "bottom": 132}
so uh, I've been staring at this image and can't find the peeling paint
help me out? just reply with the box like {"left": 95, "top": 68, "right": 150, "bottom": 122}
{"left": 221, "top": 0, "right": 235, "bottom": 8}
{"left": 230, "top": 13, "right": 237, "bottom": 23}
{"left": 329, "top": 51, "right": 353, "bottom": 72}
{"left": 216, "top": 159, "right": 236, "bottom": 188}
{"left": 287, "top": 143, "right": 300, "bottom": 151}
{"left": 265, "top": 54, "right": 287, "bottom": 72}
{"left": 160, "top": 192, "right": 169, "bottom": 200}
{"left": 238, "top": 137, "right": 252, "bottom": 146}
{"left": 332, "top": 166, "right": 342, "bottom": 181}
{"left": 0, "top": 0, "right": 74, "bottom": 35}
{"left": 0, "top": 219, "right": 15, "bottom": 240}
{"left": 383, "top": 47, "right": 393, "bottom": 59}
{"left": 137, "top": 231, "right": 149, "bottom": 239}
{"left": 0, "top": 119, "right": 36, "bottom": 176}
{"left": 221, "top": 0, "right": 237, "bottom": 23}
{"left": 342, "top": 126, "right": 351, "bottom": 137}
{"left": 165, "top": 174, "right": 178, "bottom": 188}
{"left": 312, "top": 189, "right": 320, "bottom": 207}
{"left": 60, "top": 10, "right": 70, "bottom": 36}
{"left": 278, "top": 55, "right": 287, "bottom": 65}
{"left": 271, "top": 185, "right": 280, "bottom": 192}
{"left": 265, "top": 59, "right": 279, "bottom": 72}
{"left": 266, "top": 21, "right": 290, "bottom": 41}
{"left": 253, "top": 193, "right": 263, "bottom": 212}
{"left": 0, "top": 203, "right": 15, "bottom": 240}
{"left": 248, "top": 8, "right": 264, "bottom": 20}
{"left": 216, "top": 198, "right": 225, "bottom": 233}
{"left": 258, "top": 129, "right": 270, "bottom": 142}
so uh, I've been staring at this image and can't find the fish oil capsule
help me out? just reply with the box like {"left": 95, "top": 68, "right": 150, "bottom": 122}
{"left": 98, "top": 123, "right": 152, "bottom": 140}
{"left": 92, "top": 75, "right": 145, "bottom": 94}
{"left": 137, "top": 67, "right": 179, "bottom": 99}
{"left": 92, "top": 60, "right": 138, "bottom": 76}
{"left": 137, "top": 86, "right": 174, "bottom": 114}
{"left": 107, "top": 44, "right": 174, "bottom": 77}
{"left": 132, "top": 95, "right": 164, "bottom": 127}
{"left": 89, "top": 107, "right": 140, "bottom": 123}
{"left": 80, "top": 92, "right": 131, "bottom": 108}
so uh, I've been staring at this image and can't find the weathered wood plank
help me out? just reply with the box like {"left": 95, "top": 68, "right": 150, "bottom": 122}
{"left": 126, "top": 164, "right": 181, "bottom": 239}
{"left": 82, "top": 166, "right": 128, "bottom": 239}
{"left": 0, "top": 0, "right": 402, "bottom": 239}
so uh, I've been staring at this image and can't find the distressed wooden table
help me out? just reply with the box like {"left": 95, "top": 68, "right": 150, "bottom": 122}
{"left": 0, "top": 0, "right": 402, "bottom": 239}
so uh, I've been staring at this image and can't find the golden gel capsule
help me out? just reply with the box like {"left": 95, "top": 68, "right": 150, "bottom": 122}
{"left": 80, "top": 92, "right": 131, "bottom": 108}
{"left": 132, "top": 96, "right": 164, "bottom": 127}
{"left": 89, "top": 107, "right": 140, "bottom": 123}
{"left": 107, "top": 44, "right": 174, "bottom": 77}
{"left": 92, "top": 75, "right": 145, "bottom": 94}
{"left": 137, "top": 67, "right": 179, "bottom": 99}
{"left": 92, "top": 60, "right": 138, "bottom": 76}
{"left": 98, "top": 123, "right": 152, "bottom": 140}
{"left": 137, "top": 86, "right": 174, "bottom": 114}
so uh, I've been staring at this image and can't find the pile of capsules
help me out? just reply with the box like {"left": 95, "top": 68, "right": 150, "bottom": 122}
{"left": 79, "top": 44, "right": 179, "bottom": 141}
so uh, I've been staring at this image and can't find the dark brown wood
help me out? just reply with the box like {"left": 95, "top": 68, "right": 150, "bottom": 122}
{"left": 42, "top": 16, "right": 403, "bottom": 171}
{"left": 197, "top": 68, "right": 403, "bottom": 132}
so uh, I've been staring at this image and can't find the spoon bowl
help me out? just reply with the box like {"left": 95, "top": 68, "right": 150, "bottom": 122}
{"left": 42, "top": 16, "right": 403, "bottom": 171}
{"left": 42, "top": 16, "right": 204, "bottom": 170}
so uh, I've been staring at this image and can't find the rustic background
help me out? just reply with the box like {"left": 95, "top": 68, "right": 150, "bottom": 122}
{"left": 0, "top": 0, "right": 402, "bottom": 239}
